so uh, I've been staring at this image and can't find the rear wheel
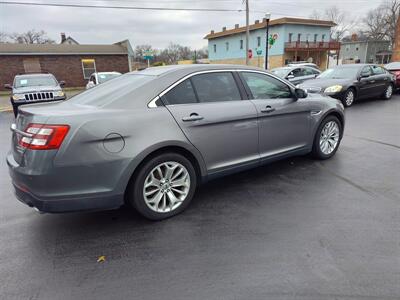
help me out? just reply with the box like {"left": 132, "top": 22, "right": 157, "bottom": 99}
{"left": 382, "top": 83, "right": 393, "bottom": 100}
{"left": 129, "top": 153, "right": 197, "bottom": 220}
{"left": 342, "top": 88, "right": 356, "bottom": 107}
{"left": 312, "top": 115, "right": 342, "bottom": 160}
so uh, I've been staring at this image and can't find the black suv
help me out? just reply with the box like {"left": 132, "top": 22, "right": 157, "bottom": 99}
{"left": 4, "top": 73, "right": 66, "bottom": 117}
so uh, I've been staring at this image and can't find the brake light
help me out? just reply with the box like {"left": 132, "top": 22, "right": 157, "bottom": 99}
{"left": 19, "top": 123, "right": 70, "bottom": 150}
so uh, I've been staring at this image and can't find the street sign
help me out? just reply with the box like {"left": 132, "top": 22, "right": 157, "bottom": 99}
{"left": 143, "top": 50, "right": 154, "bottom": 60}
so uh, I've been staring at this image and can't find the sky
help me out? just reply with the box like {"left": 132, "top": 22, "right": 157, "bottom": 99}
{"left": 0, "top": 0, "right": 382, "bottom": 49}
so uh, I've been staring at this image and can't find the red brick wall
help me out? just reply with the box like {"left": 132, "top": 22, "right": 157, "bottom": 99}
{"left": 0, "top": 54, "right": 130, "bottom": 90}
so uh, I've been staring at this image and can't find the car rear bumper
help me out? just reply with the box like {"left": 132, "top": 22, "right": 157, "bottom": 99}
{"left": 7, "top": 152, "right": 124, "bottom": 213}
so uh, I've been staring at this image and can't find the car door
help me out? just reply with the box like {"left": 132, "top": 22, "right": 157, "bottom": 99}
{"left": 163, "top": 71, "right": 259, "bottom": 174}
{"left": 239, "top": 71, "right": 311, "bottom": 161}
{"left": 370, "top": 65, "right": 389, "bottom": 94}
{"left": 358, "top": 66, "right": 377, "bottom": 98}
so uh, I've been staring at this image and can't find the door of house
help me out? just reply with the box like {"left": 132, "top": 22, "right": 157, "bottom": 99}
{"left": 23, "top": 58, "right": 41, "bottom": 73}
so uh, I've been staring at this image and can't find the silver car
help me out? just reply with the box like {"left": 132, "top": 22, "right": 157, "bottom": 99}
{"left": 7, "top": 65, "right": 345, "bottom": 220}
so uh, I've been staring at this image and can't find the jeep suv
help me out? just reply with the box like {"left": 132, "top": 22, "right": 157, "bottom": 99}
{"left": 4, "top": 73, "right": 66, "bottom": 117}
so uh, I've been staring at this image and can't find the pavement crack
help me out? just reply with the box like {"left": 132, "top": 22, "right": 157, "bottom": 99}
{"left": 315, "top": 162, "right": 376, "bottom": 197}
{"left": 345, "top": 134, "right": 400, "bottom": 150}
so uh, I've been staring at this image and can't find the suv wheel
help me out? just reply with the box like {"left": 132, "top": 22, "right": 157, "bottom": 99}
{"left": 129, "top": 153, "right": 197, "bottom": 220}
{"left": 312, "top": 116, "right": 342, "bottom": 160}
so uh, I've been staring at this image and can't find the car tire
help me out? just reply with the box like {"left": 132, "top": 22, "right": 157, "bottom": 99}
{"left": 129, "top": 152, "right": 197, "bottom": 220}
{"left": 312, "top": 115, "right": 342, "bottom": 160}
{"left": 342, "top": 88, "right": 356, "bottom": 107}
{"left": 382, "top": 83, "right": 393, "bottom": 100}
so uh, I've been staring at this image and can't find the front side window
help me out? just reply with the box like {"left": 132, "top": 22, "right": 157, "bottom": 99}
{"left": 241, "top": 72, "right": 292, "bottom": 99}
{"left": 290, "top": 68, "right": 303, "bottom": 77}
{"left": 163, "top": 79, "right": 197, "bottom": 105}
{"left": 82, "top": 59, "right": 96, "bottom": 79}
{"left": 191, "top": 72, "right": 241, "bottom": 103}
{"left": 361, "top": 66, "right": 372, "bottom": 77}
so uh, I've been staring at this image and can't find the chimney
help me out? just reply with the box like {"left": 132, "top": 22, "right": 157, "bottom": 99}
{"left": 222, "top": 27, "right": 226, "bottom": 31}
{"left": 255, "top": 20, "right": 260, "bottom": 24}
{"left": 211, "top": 30, "right": 214, "bottom": 34}
{"left": 60, "top": 32, "right": 66, "bottom": 43}
{"left": 235, "top": 24, "right": 239, "bottom": 29}
{"left": 351, "top": 33, "right": 358, "bottom": 41}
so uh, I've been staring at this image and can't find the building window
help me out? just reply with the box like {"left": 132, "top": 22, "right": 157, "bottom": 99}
{"left": 240, "top": 39, "right": 243, "bottom": 49}
{"left": 322, "top": 34, "right": 326, "bottom": 42}
{"left": 257, "top": 36, "right": 261, "bottom": 47}
{"left": 81, "top": 59, "right": 96, "bottom": 79}
{"left": 314, "top": 34, "right": 318, "bottom": 42}
{"left": 226, "top": 42, "right": 229, "bottom": 51}
{"left": 213, "top": 44, "right": 216, "bottom": 53}
{"left": 356, "top": 47, "right": 359, "bottom": 51}
{"left": 297, "top": 33, "right": 301, "bottom": 42}
{"left": 306, "top": 34, "right": 310, "bottom": 42}
{"left": 288, "top": 33, "right": 293, "bottom": 43}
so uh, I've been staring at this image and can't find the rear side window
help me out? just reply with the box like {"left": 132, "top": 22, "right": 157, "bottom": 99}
{"left": 163, "top": 79, "right": 197, "bottom": 105}
{"left": 361, "top": 66, "right": 372, "bottom": 77}
{"left": 191, "top": 72, "right": 242, "bottom": 103}
{"left": 241, "top": 72, "right": 292, "bottom": 99}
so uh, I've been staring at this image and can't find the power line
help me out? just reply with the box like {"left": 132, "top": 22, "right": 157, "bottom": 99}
{"left": 0, "top": 1, "right": 244, "bottom": 12}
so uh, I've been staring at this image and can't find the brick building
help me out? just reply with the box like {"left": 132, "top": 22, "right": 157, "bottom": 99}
{"left": 0, "top": 40, "right": 133, "bottom": 90}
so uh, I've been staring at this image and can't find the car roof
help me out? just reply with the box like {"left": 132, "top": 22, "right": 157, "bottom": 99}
{"left": 130, "top": 64, "right": 267, "bottom": 77}
{"left": 95, "top": 72, "right": 121, "bottom": 75}
{"left": 15, "top": 73, "right": 54, "bottom": 78}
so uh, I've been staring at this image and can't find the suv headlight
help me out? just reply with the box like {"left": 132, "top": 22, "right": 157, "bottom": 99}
{"left": 324, "top": 85, "right": 343, "bottom": 93}
{"left": 12, "top": 94, "right": 25, "bottom": 101}
{"left": 54, "top": 91, "right": 65, "bottom": 97}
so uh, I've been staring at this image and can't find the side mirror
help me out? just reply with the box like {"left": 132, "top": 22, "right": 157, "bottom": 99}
{"left": 294, "top": 88, "right": 307, "bottom": 99}
{"left": 59, "top": 80, "right": 66, "bottom": 87}
{"left": 4, "top": 83, "right": 12, "bottom": 90}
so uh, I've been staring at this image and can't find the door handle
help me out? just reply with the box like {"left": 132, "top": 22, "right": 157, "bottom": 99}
{"left": 261, "top": 106, "right": 276, "bottom": 113}
{"left": 182, "top": 113, "right": 204, "bottom": 122}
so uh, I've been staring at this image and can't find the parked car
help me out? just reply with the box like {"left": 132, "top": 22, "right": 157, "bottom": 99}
{"left": 86, "top": 72, "right": 121, "bottom": 89}
{"left": 298, "top": 64, "right": 395, "bottom": 107}
{"left": 4, "top": 73, "right": 66, "bottom": 117}
{"left": 287, "top": 62, "right": 319, "bottom": 70}
{"left": 384, "top": 62, "right": 400, "bottom": 89}
{"left": 271, "top": 66, "right": 321, "bottom": 85}
{"left": 7, "top": 65, "right": 345, "bottom": 220}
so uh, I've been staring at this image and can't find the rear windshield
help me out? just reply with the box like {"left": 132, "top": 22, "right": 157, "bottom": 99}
{"left": 67, "top": 74, "right": 154, "bottom": 106}
{"left": 318, "top": 67, "right": 360, "bottom": 79}
{"left": 271, "top": 68, "right": 290, "bottom": 78}
{"left": 15, "top": 75, "right": 57, "bottom": 88}
{"left": 98, "top": 73, "right": 121, "bottom": 83}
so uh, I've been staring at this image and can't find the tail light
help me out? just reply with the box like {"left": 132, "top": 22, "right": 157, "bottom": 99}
{"left": 19, "top": 123, "right": 70, "bottom": 150}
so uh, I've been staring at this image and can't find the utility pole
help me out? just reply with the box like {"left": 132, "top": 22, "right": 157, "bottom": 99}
{"left": 245, "top": 0, "right": 250, "bottom": 65}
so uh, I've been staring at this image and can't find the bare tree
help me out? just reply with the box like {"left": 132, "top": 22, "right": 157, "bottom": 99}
{"left": 9, "top": 29, "right": 54, "bottom": 44}
{"left": 135, "top": 44, "right": 153, "bottom": 61}
{"left": 0, "top": 32, "right": 8, "bottom": 43}
{"left": 363, "top": 7, "right": 389, "bottom": 40}
{"left": 309, "top": 6, "right": 357, "bottom": 41}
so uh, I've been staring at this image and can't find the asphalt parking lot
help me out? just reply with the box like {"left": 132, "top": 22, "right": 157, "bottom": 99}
{"left": 0, "top": 96, "right": 399, "bottom": 300}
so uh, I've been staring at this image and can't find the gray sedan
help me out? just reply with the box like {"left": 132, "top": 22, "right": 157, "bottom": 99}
{"left": 7, "top": 64, "right": 345, "bottom": 220}
{"left": 271, "top": 66, "right": 321, "bottom": 85}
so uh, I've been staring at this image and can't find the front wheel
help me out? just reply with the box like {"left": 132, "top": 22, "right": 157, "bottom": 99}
{"left": 382, "top": 84, "right": 393, "bottom": 100}
{"left": 312, "top": 116, "right": 342, "bottom": 160}
{"left": 342, "top": 88, "right": 356, "bottom": 107}
{"left": 129, "top": 153, "right": 197, "bottom": 220}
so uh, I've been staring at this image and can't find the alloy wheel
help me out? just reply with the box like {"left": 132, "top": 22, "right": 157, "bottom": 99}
{"left": 319, "top": 121, "right": 340, "bottom": 155}
{"left": 345, "top": 90, "right": 354, "bottom": 106}
{"left": 143, "top": 161, "right": 190, "bottom": 213}
{"left": 385, "top": 85, "right": 393, "bottom": 99}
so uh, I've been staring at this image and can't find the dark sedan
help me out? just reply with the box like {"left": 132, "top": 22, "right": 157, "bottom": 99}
{"left": 299, "top": 64, "right": 395, "bottom": 107}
